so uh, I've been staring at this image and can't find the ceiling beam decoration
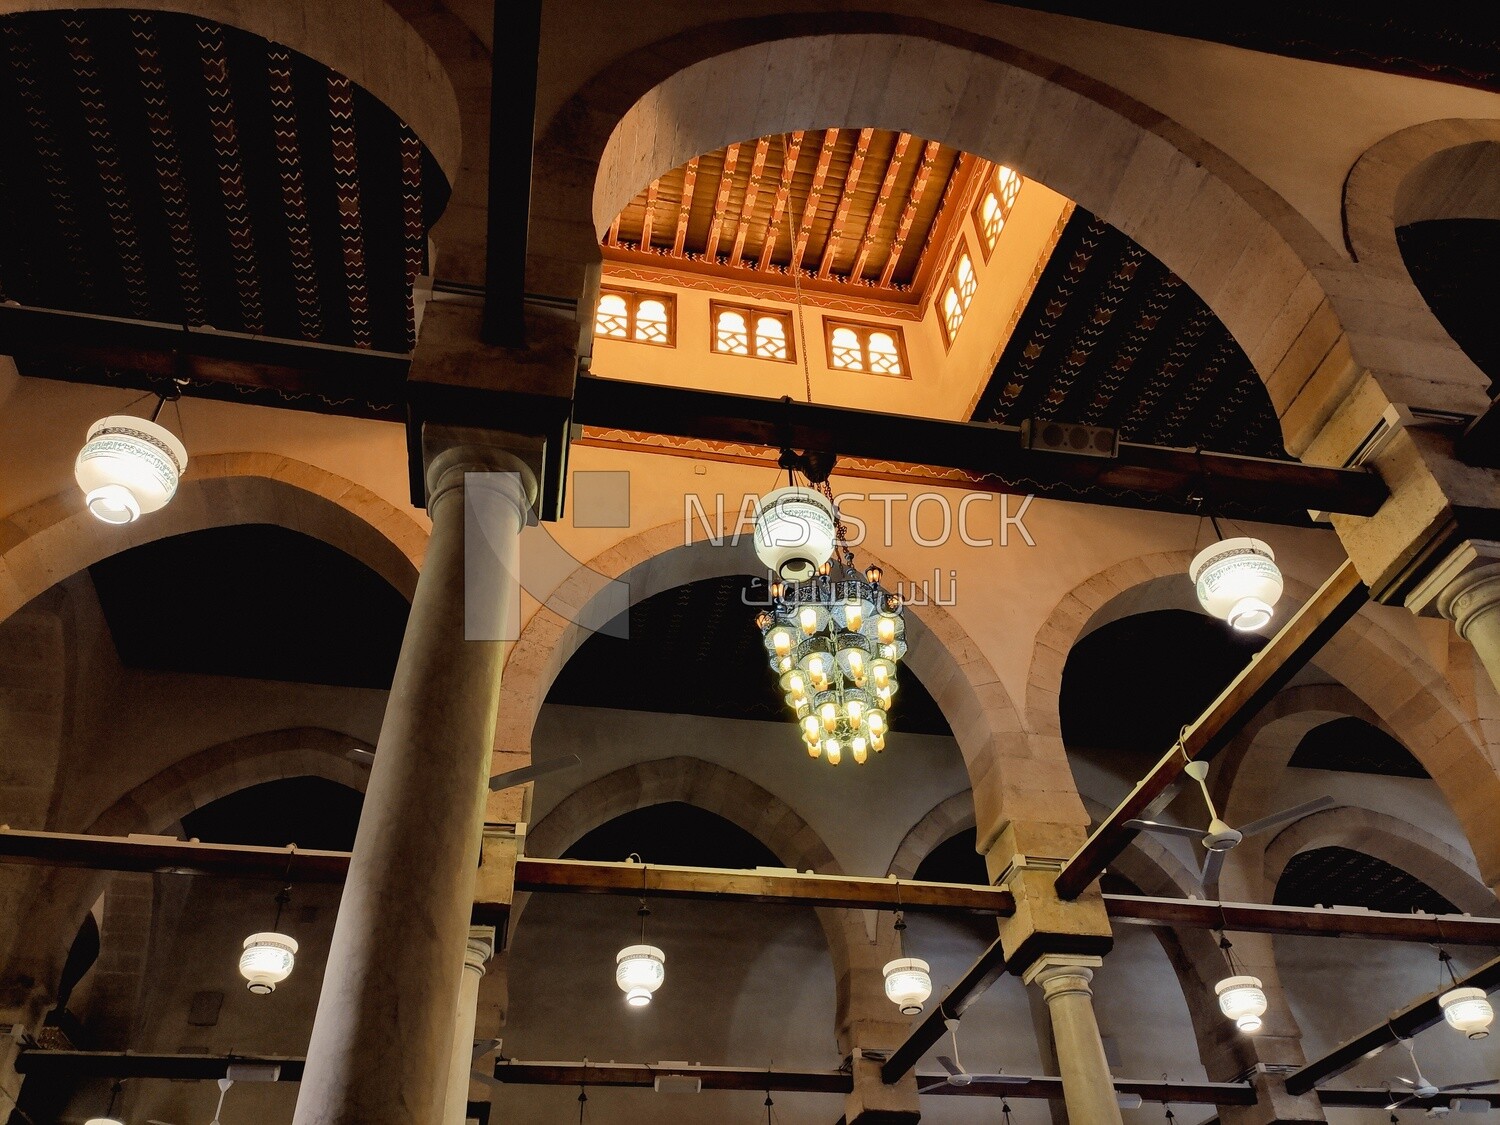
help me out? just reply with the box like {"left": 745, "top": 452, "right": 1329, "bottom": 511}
{"left": 790, "top": 129, "right": 840, "bottom": 273}
{"left": 1053, "top": 559, "right": 1369, "bottom": 900}
{"left": 816, "top": 127, "right": 873, "bottom": 279}
{"left": 879, "top": 139, "right": 940, "bottom": 287}
{"left": 1284, "top": 954, "right": 1500, "bottom": 1094}
{"left": 728, "top": 137, "right": 771, "bottom": 268}
{"left": 572, "top": 376, "right": 1387, "bottom": 522}
{"left": 756, "top": 131, "right": 803, "bottom": 270}
{"left": 702, "top": 141, "right": 741, "bottom": 262}
{"left": 671, "top": 156, "right": 700, "bottom": 256}
{"left": 638, "top": 177, "right": 659, "bottom": 252}
{"left": 849, "top": 132, "right": 912, "bottom": 282}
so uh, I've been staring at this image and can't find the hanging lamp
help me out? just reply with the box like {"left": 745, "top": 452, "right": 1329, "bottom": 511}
{"left": 1213, "top": 933, "right": 1267, "bottom": 1032}
{"left": 75, "top": 393, "right": 188, "bottom": 525}
{"left": 1188, "top": 508, "right": 1282, "bottom": 632}
{"left": 85, "top": 1081, "right": 124, "bottom": 1125}
{"left": 881, "top": 905, "right": 932, "bottom": 1015}
{"left": 1438, "top": 949, "right": 1493, "bottom": 1039}
{"left": 240, "top": 884, "right": 298, "bottom": 994}
{"left": 615, "top": 860, "right": 666, "bottom": 1007}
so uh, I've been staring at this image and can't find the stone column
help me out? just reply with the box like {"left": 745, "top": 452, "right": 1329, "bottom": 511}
{"left": 1436, "top": 561, "right": 1500, "bottom": 694}
{"left": 294, "top": 435, "right": 536, "bottom": 1125}
{"left": 1022, "top": 955, "right": 1123, "bottom": 1125}
{"left": 442, "top": 927, "right": 495, "bottom": 1125}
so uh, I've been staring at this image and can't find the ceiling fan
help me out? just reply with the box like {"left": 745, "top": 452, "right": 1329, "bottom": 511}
{"left": 347, "top": 748, "right": 581, "bottom": 792}
{"left": 1384, "top": 1036, "right": 1499, "bottom": 1114}
{"left": 1125, "top": 760, "right": 1334, "bottom": 896}
{"left": 918, "top": 1019, "right": 1033, "bottom": 1092}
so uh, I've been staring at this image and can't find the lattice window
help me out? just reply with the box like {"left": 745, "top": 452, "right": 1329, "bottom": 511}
{"left": 593, "top": 288, "right": 676, "bottom": 346}
{"left": 825, "top": 321, "right": 908, "bottom": 377}
{"left": 974, "top": 165, "right": 1023, "bottom": 258}
{"left": 939, "top": 243, "right": 978, "bottom": 345}
{"left": 711, "top": 303, "right": 795, "bottom": 362}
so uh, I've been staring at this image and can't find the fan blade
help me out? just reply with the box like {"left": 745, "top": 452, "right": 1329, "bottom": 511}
{"left": 472, "top": 1037, "right": 502, "bottom": 1061}
{"left": 489, "top": 755, "right": 582, "bottom": 792}
{"left": 1236, "top": 796, "right": 1335, "bottom": 839}
{"left": 346, "top": 747, "right": 375, "bottom": 767}
{"left": 936, "top": 1055, "right": 963, "bottom": 1077}
{"left": 470, "top": 1069, "right": 504, "bottom": 1087}
{"left": 1442, "top": 1080, "right": 1500, "bottom": 1092}
{"left": 1398, "top": 1076, "right": 1419, "bottom": 1087}
{"left": 918, "top": 1080, "right": 949, "bottom": 1093}
{"left": 1201, "top": 848, "right": 1227, "bottom": 897}
{"left": 973, "top": 1074, "right": 1032, "bottom": 1084}
{"left": 1124, "top": 819, "right": 1205, "bottom": 840}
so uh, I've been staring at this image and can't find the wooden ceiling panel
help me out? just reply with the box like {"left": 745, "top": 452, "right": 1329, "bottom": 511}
{"left": 605, "top": 128, "right": 977, "bottom": 302}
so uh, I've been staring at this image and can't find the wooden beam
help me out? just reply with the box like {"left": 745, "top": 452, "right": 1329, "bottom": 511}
{"left": 513, "top": 858, "right": 1016, "bottom": 915}
{"left": 702, "top": 142, "right": 741, "bottom": 262}
{"left": 728, "top": 138, "right": 771, "bottom": 268}
{"left": 491, "top": 1060, "right": 1255, "bottom": 1106}
{"left": 15, "top": 1051, "right": 303, "bottom": 1081}
{"left": 0, "top": 825, "right": 352, "bottom": 881}
{"left": 790, "top": 129, "right": 840, "bottom": 273}
{"left": 1054, "top": 559, "right": 1368, "bottom": 900}
{"left": 605, "top": 213, "right": 622, "bottom": 249}
{"left": 816, "top": 127, "right": 873, "bottom": 279}
{"left": 638, "top": 178, "right": 660, "bottom": 252}
{"left": 881, "top": 938, "right": 1010, "bottom": 1083}
{"left": 1105, "top": 894, "right": 1500, "bottom": 946}
{"left": 1283, "top": 953, "right": 1500, "bottom": 1095}
{"left": 481, "top": 0, "right": 540, "bottom": 345}
{"left": 879, "top": 140, "right": 940, "bottom": 287}
{"left": 671, "top": 157, "right": 700, "bottom": 256}
{"left": 849, "top": 133, "right": 911, "bottom": 282}
{"left": 1319, "top": 1089, "right": 1500, "bottom": 1109}
{"left": 757, "top": 131, "right": 803, "bottom": 271}
{"left": 571, "top": 376, "right": 1389, "bottom": 521}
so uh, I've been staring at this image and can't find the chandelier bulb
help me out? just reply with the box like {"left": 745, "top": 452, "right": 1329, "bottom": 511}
{"left": 824, "top": 739, "right": 842, "bottom": 765}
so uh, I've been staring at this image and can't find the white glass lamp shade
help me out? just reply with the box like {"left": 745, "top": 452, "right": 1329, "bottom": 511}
{"left": 883, "top": 958, "right": 933, "bottom": 1015}
{"left": 1215, "top": 975, "right": 1267, "bottom": 1032}
{"left": 1440, "top": 986, "right": 1494, "bottom": 1039}
{"left": 240, "top": 932, "right": 298, "bottom": 994}
{"left": 85, "top": 1119, "right": 125, "bottom": 1125}
{"left": 75, "top": 415, "right": 188, "bottom": 525}
{"left": 616, "top": 944, "right": 666, "bottom": 1007}
{"left": 1190, "top": 538, "right": 1283, "bottom": 632}
{"left": 754, "top": 487, "right": 836, "bottom": 581}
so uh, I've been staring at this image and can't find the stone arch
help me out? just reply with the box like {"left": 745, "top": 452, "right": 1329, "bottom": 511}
{"left": 86, "top": 726, "right": 372, "bottom": 838}
{"left": 886, "top": 792, "right": 976, "bottom": 881}
{"left": 0, "top": 0, "right": 460, "bottom": 183}
{"left": 1027, "top": 551, "right": 1500, "bottom": 887}
{"left": 1340, "top": 119, "right": 1500, "bottom": 399}
{"left": 533, "top": 16, "right": 1346, "bottom": 441}
{"left": 495, "top": 520, "right": 1055, "bottom": 858}
{"left": 1262, "top": 805, "right": 1497, "bottom": 917}
{"left": 0, "top": 452, "right": 426, "bottom": 626}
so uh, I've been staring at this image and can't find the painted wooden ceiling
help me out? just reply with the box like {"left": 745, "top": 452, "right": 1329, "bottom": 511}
{"left": 0, "top": 8, "right": 448, "bottom": 356}
{"left": 603, "top": 128, "right": 980, "bottom": 302}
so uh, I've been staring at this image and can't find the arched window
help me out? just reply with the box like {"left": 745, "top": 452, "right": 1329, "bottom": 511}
{"left": 973, "top": 164, "right": 1023, "bottom": 258}
{"left": 939, "top": 240, "right": 978, "bottom": 345}
{"left": 711, "top": 303, "right": 795, "bottom": 361}
{"left": 824, "top": 321, "right": 908, "bottom": 377}
{"left": 592, "top": 288, "right": 676, "bottom": 346}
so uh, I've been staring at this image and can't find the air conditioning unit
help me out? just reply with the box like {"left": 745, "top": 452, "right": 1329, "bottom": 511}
{"left": 654, "top": 1075, "right": 702, "bottom": 1094}
{"left": 1018, "top": 418, "right": 1118, "bottom": 458}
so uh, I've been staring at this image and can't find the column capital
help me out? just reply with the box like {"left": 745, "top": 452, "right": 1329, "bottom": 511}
{"left": 422, "top": 425, "right": 542, "bottom": 514}
{"left": 463, "top": 927, "right": 497, "bottom": 976}
{"left": 1404, "top": 538, "right": 1500, "bottom": 620}
{"left": 1021, "top": 952, "right": 1103, "bottom": 995}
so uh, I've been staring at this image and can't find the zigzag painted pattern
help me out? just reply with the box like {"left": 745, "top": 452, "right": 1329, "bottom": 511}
{"left": 400, "top": 131, "right": 422, "bottom": 350}
{"left": 2, "top": 21, "right": 96, "bottom": 307}
{"left": 198, "top": 20, "right": 264, "bottom": 334}
{"left": 267, "top": 46, "right": 323, "bottom": 341}
{"left": 130, "top": 13, "right": 207, "bottom": 326}
{"left": 327, "top": 74, "right": 371, "bottom": 348}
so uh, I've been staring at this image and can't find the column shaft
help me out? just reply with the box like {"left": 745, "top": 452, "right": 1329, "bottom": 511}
{"left": 294, "top": 448, "right": 533, "bottom": 1125}
{"left": 442, "top": 928, "right": 495, "bottom": 1125}
{"left": 1024, "top": 957, "right": 1123, "bottom": 1125}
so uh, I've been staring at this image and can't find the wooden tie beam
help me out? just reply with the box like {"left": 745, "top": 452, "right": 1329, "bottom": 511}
{"left": 571, "top": 376, "right": 1388, "bottom": 521}
{"left": 1054, "top": 559, "right": 1368, "bottom": 899}
{"left": 1283, "top": 953, "right": 1500, "bottom": 1095}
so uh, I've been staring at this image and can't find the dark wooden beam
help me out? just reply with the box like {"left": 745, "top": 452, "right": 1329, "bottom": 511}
{"left": 1055, "top": 560, "right": 1368, "bottom": 899}
{"left": 482, "top": 0, "right": 541, "bottom": 345}
{"left": 1319, "top": 1089, "right": 1500, "bottom": 1109}
{"left": 513, "top": 858, "right": 1016, "bottom": 915}
{"left": 0, "top": 826, "right": 351, "bottom": 881}
{"left": 570, "top": 376, "right": 1388, "bottom": 521}
{"left": 1105, "top": 894, "right": 1500, "bottom": 946}
{"left": 0, "top": 303, "right": 408, "bottom": 420}
{"left": 1283, "top": 953, "right": 1500, "bottom": 1095}
{"left": 881, "top": 939, "right": 1010, "bottom": 1084}
{"left": 15, "top": 1051, "right": 303, "bottom": 1081}
{"left": 1458, "top": 394, "right": 1500, "bottom": 468}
